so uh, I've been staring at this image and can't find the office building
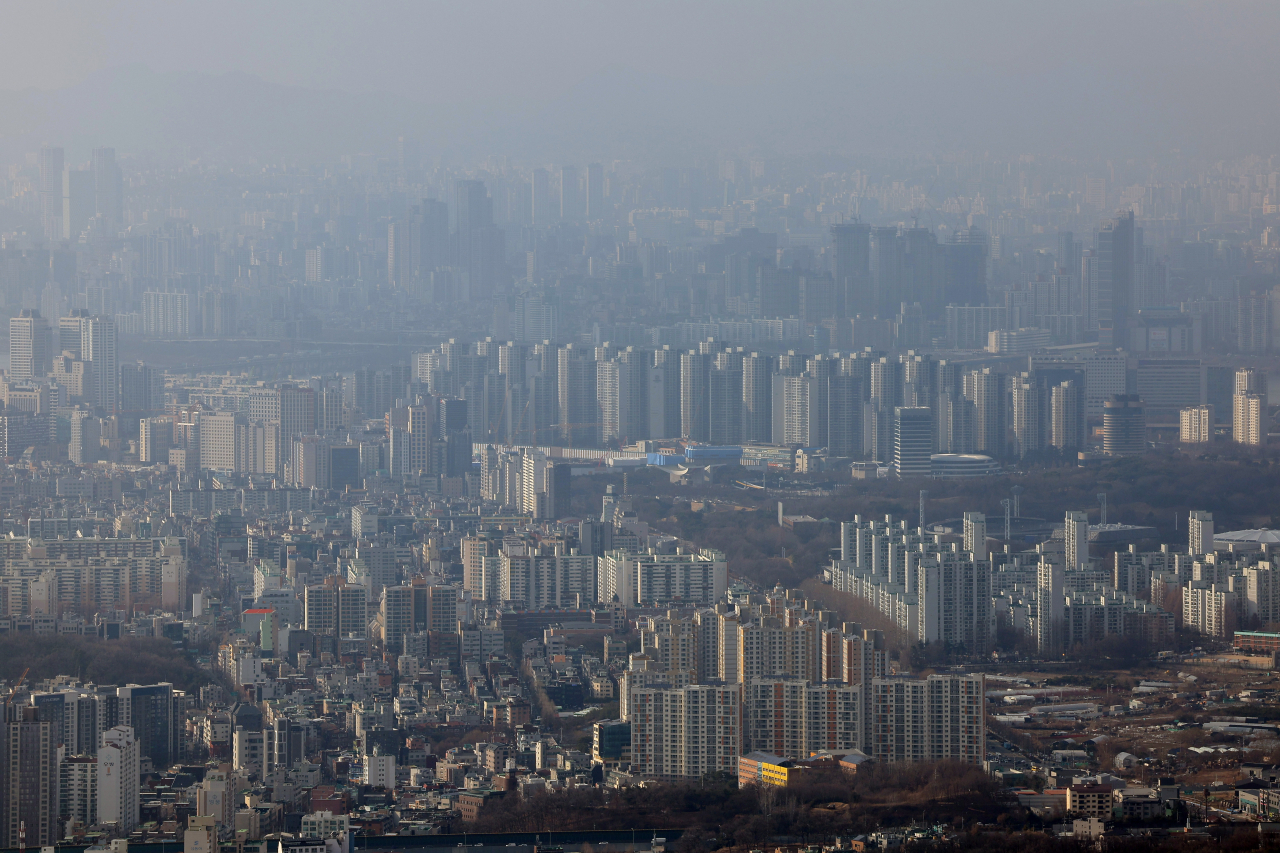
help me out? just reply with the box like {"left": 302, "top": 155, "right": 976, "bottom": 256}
{"left": 115, "top": 683, "right": 175, "bottom": 769}
{"left": 1102, "top": 394, "right": 1145, "bottom": 455}
{"left": 1093, "top": 211, "right": 1135, "bottom": 349}
{"left": 40, "top": 144, "right": 64, "bottom": 242}
{"left": 893, "top": 406, "right": 932, "bottom": 477}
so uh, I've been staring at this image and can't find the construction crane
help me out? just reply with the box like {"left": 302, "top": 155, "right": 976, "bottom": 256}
{"left": 5, "top": 667, "right": 29, "bottom": 708}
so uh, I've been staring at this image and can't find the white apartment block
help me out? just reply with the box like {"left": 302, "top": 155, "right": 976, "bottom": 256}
{"left": 629, "top": 682, "right": 740, "bottom": 779}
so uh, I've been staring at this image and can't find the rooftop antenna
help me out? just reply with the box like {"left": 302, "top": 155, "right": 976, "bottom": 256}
{"left": 918, "top": 490, "right": 928, "bottom": 529}
{"left": 1000, "top": 499, "right": 1012, "bottom": 540}
{"left": 1098, "top": 493, "right": 1107, "bottom": 526}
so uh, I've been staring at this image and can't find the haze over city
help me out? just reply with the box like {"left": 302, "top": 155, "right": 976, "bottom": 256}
{"left": 4, "top": 5, "right": 1280, "bottom": 853}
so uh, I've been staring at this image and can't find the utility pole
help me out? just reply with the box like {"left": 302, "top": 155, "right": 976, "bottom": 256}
{"left": 1000, "top": 498, "right": 1012, "bottom": 540}
{"left": 1098, "top": 493, "right": 1107, "bottom": 526}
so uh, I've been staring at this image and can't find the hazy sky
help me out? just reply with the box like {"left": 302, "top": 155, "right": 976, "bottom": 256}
{"left": 2, "top": 1, "right": 1279, "bottom": 162}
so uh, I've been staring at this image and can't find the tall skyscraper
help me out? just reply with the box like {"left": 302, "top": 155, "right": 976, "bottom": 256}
{"left": 116, "top": 683, "right": 175, "bottom": 770}
{"left": 1050, "top": 380, "right": 1084, "bottom": 451}
{"left": 964, "top": 368, "right": 1004, "bottom": 457}
{"left": 963, "top": 512, "right": 988, "bottom": 560}
{"left": 708, "top": 351, "right": 743, "bottom": 445}
{"left": 741, "top": 352, "right": 774, "bottom": 444}
{"left": 1, "top": 705, "right": 60, "bottom": 847}
{"left": 81, "top": 315, "right": 119, "bottom": 414}
{"left": 1065, "top": 510, "right": 1090, "bottom": 571}
{"left": 892, "top": 406, "right": 933, "bottom": 477}
{"left": 98, "top": 725, "right": 140, "bottom": 833}
{"left": 1102, "top": 394, "right": 1145, "bottom": 455}
{"left": 558, "top": 165, "right": 580, "bottom": 221}
{"left": 92, "top": 147, "right": 124, "bottom": 229}
{"left": 530, "top": 168, "right": 551, "bottom": 226}
{"left": 9, "top": 309, "right": 52, "bottom": 381}
{"left": 680, "top": 351, "right": 712, "bottom": 443}
{"left": 1010, "top": 376, "right": 1046, "bottom": 458}
{"left": 585, "top": 162, "right": 605, "bottom": 219}
{"left": 831, "top": 223, "right": 872, "bottom": 317}
{"left": 1188, "top": 511, "right": 1215, "bottom": 557}
{"left": 1233, "top": 367, "right": 1267, "bottom": 446}
{"left": 63, "top": 167, "right": 94, "bottom": 240}
{"left": 1094, "top": 211, "right": 1135, "bottom": 350}
{"left": 455, "top": 179, "right": 502, "bottom": 301}
{"left": 39, "top": 144, "right": 64, "bottom": 242}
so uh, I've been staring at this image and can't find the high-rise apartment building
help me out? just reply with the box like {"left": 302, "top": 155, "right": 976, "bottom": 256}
{"left": 557, "top": 344, "right": 596, "bottom": 447}
{"left": 869, "top": 674, "right": 985, "bottom": 765}
{"left": 597, "top": 548, "right": 727, "bottom": 608}
{"left": 680, "top": 350, "right": 712, "bottom": 442}
{"left": 304, "top": 577, "right": 368, "bottom": 639}
{"left": 964, "top": 368, "right": 1005, "bottom": 457}
{"left": 455, "top": 179, "right": 502, "bottom": 301}
{"left": 1010, "top": 377, "right": 1046, "bottom": 457}
{"left": 737, "top": 617, "right": 819, "bottom": 683}
{"left": 1233, "top": 367, "right": 1267, "bottom": 446}
{"left": 10, "top": 309, "right": 52, "bottom": 382}
{"left": 1, "top": 705, "right": 60, "bottom": 847}
{"left": 98, "top": 725, "right": 140, "bottom": 833}
{"left": 1188, "top": 511, "right": 1214, "bottom": 557}
{"left": 629, "top": 682, "right": 741, "bottom": 779}
{"left": 743, "top": 678, "right": 861, "bottom": 759}
{"left": 461, "top": 533, "right": 500, "bottom": 601}
{"left": 60, "top": 755, "right": 97, "bottom": 829}
{"left": 1180, "top": 405, "right": 1215, "bottom": 443}
{"left": 708, "top": 352, "right": 743, "bottom": 445}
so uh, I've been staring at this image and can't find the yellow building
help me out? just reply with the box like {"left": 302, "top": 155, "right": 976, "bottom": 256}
{"left": 738, "top": 751, "right": 805, "bottom": 788}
